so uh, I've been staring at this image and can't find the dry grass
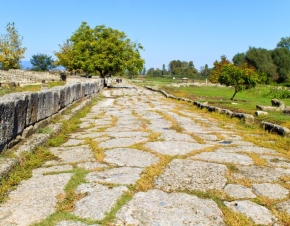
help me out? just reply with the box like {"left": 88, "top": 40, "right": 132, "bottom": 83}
{"left": 135, "top": 154, "right": 173, "bottom": 192}
{"left": 85, "top": 138, "right": 105, "bottom": 162}
{"left": 188, "top": 133, "right": 205, "bottom": 144}
{"left": 246, "top": 153, "right": 268, "bottom": 166}
{"left": 110, "top": 115, "right": 118, "bottom": 127}
{"left": 155, "top": 110, "right": 184, "bottom": 133}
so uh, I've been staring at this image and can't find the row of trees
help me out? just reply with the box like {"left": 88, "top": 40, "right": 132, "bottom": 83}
{"left": 146, "top": 60, "right": 199, "bottom": 77}
{"left": 1, "top": 22, "right": 145, "bottom": 77}
{"left": 209, "top": 37, "right": 290, "bottom": 100}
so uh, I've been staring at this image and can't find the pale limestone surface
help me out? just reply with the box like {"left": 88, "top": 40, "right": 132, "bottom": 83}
{"left": 77, "top": 161, "right": 107, "bottom": 170}
{"left": 145, "top": 141, "right": 212, "bottom": 156}
{"left": 225, "top": 200, "right": 277, "bottom": 225}
{"left": 86, "top": 167, "right": 144, "bottom": 185}
{"left": 0, "top": 173, "right": 72, "bottom": 226}
{"left": 99, "top": 137, "right": 148, "bottom": 149}
{"left": 191, "top": 151, "right": 254, "bottom": 165}
{"left": 115, "top": 190, "right": 225, "bottom": 226}
{"left": 224, "top": 184, "right": 256, "bottom": 199}
{"left": 74, "top": 183, "right": 128, "bottom": 220}
{"left": 155, "top": 159, "right": 227, "bottom": 192}
{"left": 57, "top": 220, "right": 99, "bottom": 226}
{"left": 104, "top": 148, "right": 159, "bottom": 167}
{"left": 252, "top": 183, "right": 289, "bottom": 199}
{"left": 276, "top": 200, "right": 290, "bottom": 215}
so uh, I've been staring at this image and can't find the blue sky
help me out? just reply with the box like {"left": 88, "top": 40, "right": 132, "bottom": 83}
{"left": 1, "top": 0, "right": 289, "bottom": 71}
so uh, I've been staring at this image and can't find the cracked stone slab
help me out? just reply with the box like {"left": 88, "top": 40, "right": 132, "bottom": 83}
{"left": 77, "top": 161, "right": 107, "bottom": 170}
{"left": 224, "top": 184, "right": 256, "bottom": 199}
{"left": 32, "top": 165, "right": 73, "bottom": 176}
{"left": 115, "top": 189, "right": 225, "bottom": 226}
{"left": 232, "top": 165, "right": 290, "bottom": 183}
{"left": 252, "top": 183, "right": 289, "bottom": 199}
{"left": 107, "top": 131, "right": 149, "bottom": 138}
{"left": 262, "top": 155, "right": 290, "bottom": 168}
{"left": 70, "top": 132, "right": 107, "bottom": 139}
{"left": 155, "top": 159, "right": 227, "bottom": 192}
{"left": 190, "top": 151, "right": 253, "bottom": 165}
{"left": 225, "top": 200, "right": 277, "bottom": 225}
{"left": 61, "top": 138, "right": 84, "bottom": 146}
{"left": 73, "top": 183, "right": 128, "bottom": 221}
{"left": 0, "top": 173, "right": 72, "bottom": 226}
{"left": 276, "top": 200, "right": 290, "bottom": 215}
{"left": 86, "top": 167, "right": 143, "bottom": 185}
{"left": 214, "top": 146, "right": 277, "bottom": 155}
{"left": 159, "top": 130, "right": 195, "bottom": 142}
{"left": 99, "top": 137, "right": 148, "bottom": 149}
{"left": 46, "top": 145, "right": 95, "bottom": 164}
{"left": 56, "top": 220, "right": 100, "bottom": 226}
{"left": 145, "top": 141, "right": 212, "bottom": 156}
{"left": 104, "top": 148, "right": 159, "bottom": 167}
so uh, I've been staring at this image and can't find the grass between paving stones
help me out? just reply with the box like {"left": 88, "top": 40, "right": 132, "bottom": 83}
{"left": 85, "top": 138, "right": 105, "bottom": 162}
{"left": 0, "top": 147, "right": 56, "bottom": 203}
{"left": 154, "top": 110, "right": 184, "bottom": 133}
{"left": 179, "top": 189, "right": 256, "bottom": 226}
{"left": 246, "top": 153, "right": 268, "bottom": 166}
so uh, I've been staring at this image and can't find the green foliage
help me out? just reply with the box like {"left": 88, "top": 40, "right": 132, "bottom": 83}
{"left": 55, "top": 22, "right": 145, "bottom": 77}
{"left": 199, "top": 64, "right": 210, "bottom": 77}
{"left": 218, "top": 64, "right": 259, "bottom": 100}
{"left": 271, "top": 47, "right": 290, "bottom": 83}
{"left": 168, "top": 60, "right": 198, "bottom": 77}
{"left": 30, "top": 53, "right": 56, "bottom": 71}
{"left": 265, "top": 86, "right": 290, "bottom": 99}
{"left": 277, "top": 36, "right": 290, "bottom": 50}
{"left": 209, "top": 55, "right": 231, "bottom": 83}
{"left": 232, "top": 52, "right": 245, "bottom": 66}
{"left": 245, "top": 47, "right": 278, "bottom": 83}
{"left": 0, "top": 22, "right": 26, "bottom": 69}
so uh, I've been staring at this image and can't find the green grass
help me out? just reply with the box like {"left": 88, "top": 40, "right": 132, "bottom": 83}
{"left": 0, "top": 81, "right": 66, "bottom": 96}
{"left": 161, "top": 85, "right": 290, "bottom": 128}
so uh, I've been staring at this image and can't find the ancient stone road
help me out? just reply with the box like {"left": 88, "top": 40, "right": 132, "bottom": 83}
{"left": 0, "top": 82, "right": 290, "bottom": 225}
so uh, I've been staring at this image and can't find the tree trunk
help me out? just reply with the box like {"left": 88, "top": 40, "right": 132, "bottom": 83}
{"left": 231, "top": 87, "right": 238, "bottom": 100}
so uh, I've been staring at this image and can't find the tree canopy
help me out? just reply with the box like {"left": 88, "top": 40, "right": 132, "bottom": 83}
{"left": 209, "top": 55, "right": 231, "bottom": 83}
{"left": 219, "top": 64, "right": 259, "bottom": 100}
{"left": 271, "top": 47, "right": 290, "bottom": 82}
{"left": 55, "top": 22, "right": 144, "bottom": 77}
{"left": 30, "top": 53, "right": 56, "bottom": 71}
{"left": 277, "top": 37, "right": 290, "bottom": 50}
{"left": 0, "top": 22, "right": 26, "bottom": 70}
{"left": 168, "top": 60, "right": 198, "bottom": 77}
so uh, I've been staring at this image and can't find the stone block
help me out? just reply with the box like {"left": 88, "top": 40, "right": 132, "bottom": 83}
{"left": 26, "top": 92, "right": 39, "bottom": 126}
{"left": 255, "top": 110, "right": 268, "bottom": 116}
{"left": 256, "top": 105, "right": 279, "bottom": 111}
{"left": 51, "top": 89, "right": 60, "bottom": 114}
{"left": 59, "top": 87, "right": 66, "bottom": 109}
{"left": 11, "top": 93, "right": 29, "bottom": 135}
{"left": 283, "top": 107, "right": 290, "bottom": 115}
{"left": 0, "top": 98, "right": 16, "bottom": 151}
{"left": 37, "top": 90, "right": 53, "bottom": 121}
{"left": 65, "top": 85, "right": 71, "bottom": 106}
{"left": 271, "top": 98, "right": 285, "bottom": 110}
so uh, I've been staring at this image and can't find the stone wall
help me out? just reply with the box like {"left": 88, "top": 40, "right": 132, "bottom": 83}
{"left": 0, "top": 79, "right": 104, "bottom": 153}
{"left": 0, "top": 69, "right": 60, "bottom": 86}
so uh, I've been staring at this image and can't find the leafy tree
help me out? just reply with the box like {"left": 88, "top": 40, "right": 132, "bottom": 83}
{"left": 209, "top": 55, "right": 231, "bottom": 83}
{"left": 245, "top": 47, "right": 277, "bottom": 83}
{"left": 232, "top": 53, "right": 245, "bottom": 66}
{"left": 30, "top": 53, "right": 56, "bottom": 71}
{"left": 168, "top": 60, "right": 198, "bottom": 77}
{"left": 55, "top": 40, "right": 76, "bottom": 73}
{"left": 271, "top": 47, "right": 290, "bottom": 82}
{"left": 0, "top": 22, "right": 26, "bottom": 69}
{"left": 199, "top": 64, "right": 210, "bottom": 77}
{"left": 219, "top": 64, "right": 259, "bottom": 100}
{"left": 55, "top": 22, "right": 144, "bottom": 77}
{"left": 277, "top": 37, "right": 290, "bottom": 50}
{"left": 153, "top": 68, "right": 162, "bottom": 76}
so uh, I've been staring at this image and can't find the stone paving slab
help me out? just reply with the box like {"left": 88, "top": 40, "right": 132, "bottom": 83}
{"left": 99, "top": 137, "right": 148, "bottom": 149}
{"left": 232, "top": 165, "right": 290, "bottom": 183}
{"left": 159, "top": 130, "right": 195, "bottom": 142}
{"left": 73, "top": 183, "right": 128, "bottom": 221}
{"left": 46, "top": 145, "right": 95, "bottom": 165}
{"left": 115, "top": 189, "right": 225, "bottom": 226}
{"left": 191, "top": 151, "right": 254, "bottom": 165}
{"left": 77, "top": 161, "right": 107, "bottom": 170}
{"left": 276, "top": 200, "right": 290, "bottom": 215}
{"left": 155, "top": 159, "right": 227, "bottom": 192}
{"left": 252, "top": 183, "right": 289, "bottom": 199}
{"left": 104, "top": 148, "right": 159, "bottom": 167}
{"left": 225, "top": 200, "right": 277, "bottom": 225}
{"left": 0, "top": 173, "right": 72, "bottom": 226}
{"left": 224, "top": 184, "right": 256, "bottom": 199}
{"left": 86, "top": 167, "right": 144, "bottom": 185}
{"left": 32, "top": 165, "right": 73, "bottom": 176}
{"left": 145, "top": 141, "right": 212, "bottom": 156}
